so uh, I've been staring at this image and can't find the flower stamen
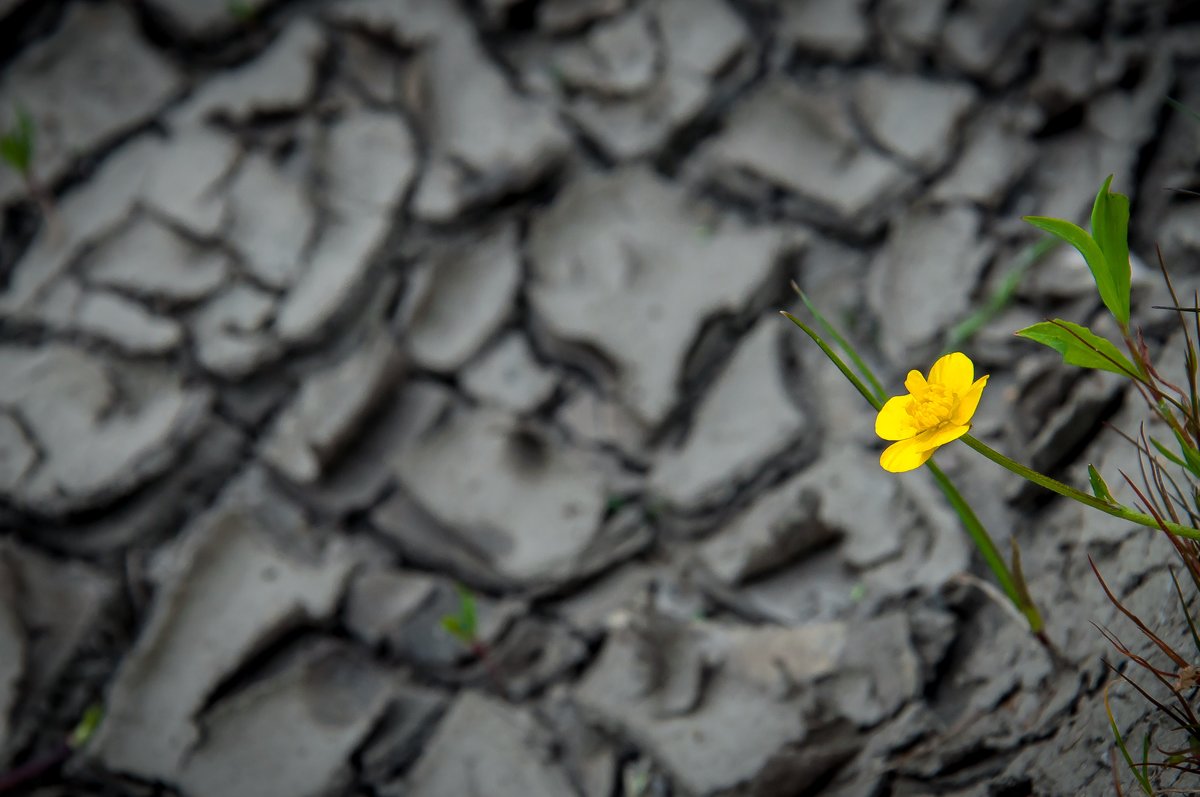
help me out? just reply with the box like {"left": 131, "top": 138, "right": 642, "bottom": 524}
{"left": 907, "top": 384, "right": 958, "bottom": 430}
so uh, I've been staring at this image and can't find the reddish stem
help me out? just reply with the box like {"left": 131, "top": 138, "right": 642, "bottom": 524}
{"left": 0, "top": 743, "right": 70, "bottom": 794}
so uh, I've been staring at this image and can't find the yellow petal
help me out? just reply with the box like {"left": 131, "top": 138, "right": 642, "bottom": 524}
{"left": 928, "top": 352, "right": 974, "bottom": 394}
{"left": 880, "top": 437, "right": 936, "bottom": 472}
{"left": 914, "top": 422, "right": 970, "bottom": 449}
{"left": 904, "top": 369, "right": 927, "bottom": 394}
{"left": 876, "top": 395, "right": 919, "bottom": 441}
{"left": 950, "top": 375, "right": 989, "bottom": 426}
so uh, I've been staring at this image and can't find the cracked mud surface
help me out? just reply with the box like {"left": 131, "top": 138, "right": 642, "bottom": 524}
{"left": 2, "top": 1, "right": 1200, "bottom": 795}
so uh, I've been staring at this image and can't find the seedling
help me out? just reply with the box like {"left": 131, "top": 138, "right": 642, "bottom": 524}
{"left": 0, "top": 107, "right": 34, "bottom": 177}
{"left": 0, "top": 702, "right": 103, "bottom": 793}
{"left": 0, "top": 105, "right": 57, "bottom": 229}
{"left": 440, "top": 583, "right": 481, "bottom": 655}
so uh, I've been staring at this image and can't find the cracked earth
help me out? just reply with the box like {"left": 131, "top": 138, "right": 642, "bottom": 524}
{"left": 1, "top": 1, "right": 1200, "bottom": 795}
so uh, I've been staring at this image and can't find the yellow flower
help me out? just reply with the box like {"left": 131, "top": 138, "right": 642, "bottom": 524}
{"left": 875, "top": 352, "right": 988, "bottom": 473}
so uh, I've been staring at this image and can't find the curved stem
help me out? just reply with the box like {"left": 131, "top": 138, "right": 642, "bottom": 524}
{"left": 960, "top": 434, "right": 1200, "bottom": 541}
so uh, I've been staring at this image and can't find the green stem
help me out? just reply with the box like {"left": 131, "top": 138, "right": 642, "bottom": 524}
{"left": 783, "top": 309, "right": 1043, "bottom": 630}
{"left": 960, "top": 434, "right": 1200, "bottom": 541}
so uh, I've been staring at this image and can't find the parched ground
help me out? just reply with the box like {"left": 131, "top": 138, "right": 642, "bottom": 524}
{"left": 2, "top": 1, "right": 1200, "bottom": 795}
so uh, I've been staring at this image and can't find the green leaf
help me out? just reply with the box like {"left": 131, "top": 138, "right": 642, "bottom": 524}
{"left": 439, "top": 585, "right": 479, "bottom": 645}
{"left": 1171, "top": 426, "right": 1200, "bottom": 479}
{"left": 926, "top": 461, "right": 1034, "bottom": 631}
{"left": 1106, "top": 685, "right": 1157, "bottom": 796}
{"left": 440, "top": 615, "right": 465, "bottom": 641}
{"left": 68, "top": 703, "right": 104, "bottom": 749}
{"left": 456, "top": 584, "right": 477, "bottom": 639}
{"left": 1167, "top": 96, "right": 1200, "bottom": 125}
{"left": 227, "top": 0, "right": 255, "bottom": 20}
{"left": 1090, "top": 175, "right": 1132, "bottom": 327}
{"left": 1168, "top": 567, "right": 1200, "bottom": 659}
{"left": 780, "top": 311, "right": 883, "bottom": 411}
{"left": 1009, "top": 537, "right": 1035, "bottom": 614}
{"left": 1016, "top": 319, "right": 1140, "bottom": 379}
{"left": 1088, "top": 464, "right": 1116, "bottom": 504}
{"left": 1151, "top": 436, "right": 1188, "bottom": 469}
{"left": 1023, "top": 215, "right": 1127, "bottom": 327}
{"left": 0, "top": 111, "right": 33, "bottom": 175}
{"left": 794, "top": 287, "right": 887, "bottom": 404}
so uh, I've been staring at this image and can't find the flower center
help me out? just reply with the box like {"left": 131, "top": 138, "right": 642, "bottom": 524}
{"left": 907, "top": 384, "right": 957, "bottom": 430}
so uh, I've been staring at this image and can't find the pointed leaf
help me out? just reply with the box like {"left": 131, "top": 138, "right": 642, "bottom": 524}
{"left": 0, "top": 107, "right": 33, "bottom": 175}
{"left": 1172, "top": 426, "right": 1200, "bottom": 479}
{"left": 1089, "top": 464, "right": 1117, "bottom": 504}
{"left": 1090, "top": 175, "right": 1132, "bottom": 327}
{"left": 1168, "top": 567, "right": 1200, "bottom": 659}
{"left": 1105, "top": 684, "right": 1157, "bottom": 796}
{"left": 68, "top": 703, "right": 104, "bottom": 749}
{"left": 780, "top": 311, "right": 882, "bottom": 411}
{"left": 1151, "top": 436, "right": 1188, "bottom": 469}
{"left": 1016, "top": 319, "right": 1139, "bottom": 379}
{"left": 1167, "top": 96, "right": 1200, "bottom": 125}
{"left": 795, "top": 287, "right": 887, "bottom": 403}
{"left": 1024, "top": 215, "right": 1126, "bottom": 324}
{"left": 440, "top": 615, "right": 465, "bottom": 641}
{"left": 1009, "top": 537, "right": 1035, "bottom": 613}
{"left": 456, "top": 584, "right": 477, "bottom": 638}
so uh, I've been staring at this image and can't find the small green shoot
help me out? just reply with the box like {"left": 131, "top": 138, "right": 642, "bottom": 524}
{"left": 1168, "top": 567, "right": 1200, "bottom": 658}
{"left": 227, "top": 0, "right": 256, "bottom": 21}
{"left": 0, "top": 106, "right": 34, "bottom": 177}
{"left": 68, "top": 703, "right": 104, "bottom": 750}
{"left": 1089, "top": 465, "right": 1117, "bottom": 504}
{"left": 439, "top": 583, "right": 478, "bottom": 648}
{"left": 625, "top": 767, "right": 650, "bottom": 797}
{"left": 1106, "top": 683, "right": 1157, "bottom": 796}
{"left": 0, "top": 701, "right": 104, "bottom": 791}
{"left": 605, "top": 494, "right": 630, "bottom": 513}
{"left": 0, "top": 105, "right": 58, "bottom": 229}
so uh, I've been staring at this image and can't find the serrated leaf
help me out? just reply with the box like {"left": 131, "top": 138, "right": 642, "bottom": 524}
{"left": 1016, "top": 319, "right": 1139, "bottom": 378}
{"left": 1090, "top": 175, "right": 1132, "bottom": 327}
{"left": 1088, "top": 464, "right": 1116, "bottom": 504}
